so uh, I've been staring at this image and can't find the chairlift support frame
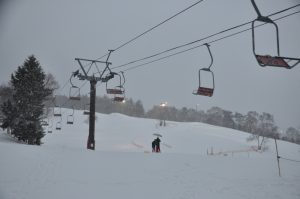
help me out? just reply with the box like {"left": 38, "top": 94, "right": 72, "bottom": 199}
{"left": 193, "top": 43, "right": 215, "bottom": 97}
{"left": 74, "top": 50, "right": 115, "bottom": 150}
{"left": 251, "top": 0, "right": 300, "bottom": 69}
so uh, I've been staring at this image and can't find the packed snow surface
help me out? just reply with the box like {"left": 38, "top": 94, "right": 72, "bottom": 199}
{"left": 1, "top": 109, "right": 300, "bottom": 199}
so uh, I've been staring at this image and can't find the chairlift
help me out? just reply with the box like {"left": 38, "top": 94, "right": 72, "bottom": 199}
{"left": 69, "top": 73, "right": 81, "bottom": 100}
{"left": 193, "top": 43, "right": 215, "bottom": 97}
{"left": 106, "top": 72, "right": 126, "bottom": 102}
{"left": 67, "top": 115, "right": 74, "bottom": 124}
{"left": 69, "top": 86, "right": 81, "bottom": 100}
{"left": 47, "top": 127, "right": 53, "bottom": 133}
{"left": 67, "top": 107, "right": 74, "bottom": 124}
{"left": 251, "top": 0, "right": 300, "bottom": 69}
{"left": 41, "top": 118, "right": 49, "bottom": 126}
{"left": 47, "top": 120, "right": 53, "bottom": 133}
{"left": 55, "top": 121, "right": 62, "bottom": 130}
{"left": 83, "top": 104, "right": 90, "bottom": 115}
{"left": 53, "top": 106, "right": 62, "bottom": 117}
{"left": 106, "top": 72, "right": 125, "bottom": 95}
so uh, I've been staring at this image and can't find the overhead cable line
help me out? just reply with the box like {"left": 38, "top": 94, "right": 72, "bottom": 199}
{"left": 119, "top": 10, "right": 300, "bottom": 72}
{"left": 53, "top": 4, "right": 300, "bottom": 111}
{"left": 279, "top": 156, "right": 300, "bottom": 163}
{"left": 112, "top": 4, "right": 300, "bottom": 70}
{"left": 56, "top": 0, "right": 205, "bottom": 96}
{"left": 60, "top": 0, "right": 205, "bottom": 96}
{"left": 93, "top": 0, "right": 205, "bottom": 61}
{"left": 56, "top": 2, "right": 300, "bottom": 96}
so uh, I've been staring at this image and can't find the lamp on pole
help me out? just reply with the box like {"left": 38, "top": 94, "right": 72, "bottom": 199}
{"left": 159, "top": 102, "right": 167, "bottom": 126}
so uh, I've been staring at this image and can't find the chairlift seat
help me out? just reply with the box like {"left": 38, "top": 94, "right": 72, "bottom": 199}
{"left": 83, "top": 110, "right": 90, "bottom": 115}
{"left": 256, "top": 55, "right": 289, "bottom": 68}
{"left": 67, "top": 121, "right": 74, "bottom": 125}
{"left": 107, "top": 88, "right": 124, "bottom": 95}
{"left": 53, "top": 113, "right": 62, "bottom": 117}
{"left": 41, "top": 121, "right": 49, "bottom": 126}
{"left": 255, "top": 55, "right": 300, "bottom": 69}
{"left": 69, "top": 96, "right": 81, "bottom": 100}
{"left": 194, "top": 87, "right": 214, "bottom": 97}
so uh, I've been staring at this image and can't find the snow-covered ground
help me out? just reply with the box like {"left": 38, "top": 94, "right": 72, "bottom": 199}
{"left": 0, "top": 109, "right": 299, "bottom": 199}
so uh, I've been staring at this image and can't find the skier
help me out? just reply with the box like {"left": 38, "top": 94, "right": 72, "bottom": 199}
{"left": 152, "top": 139, "right": 156, "bottom": 152}
{"left": 155, "top": 137, "right": 161, "bottom": 153}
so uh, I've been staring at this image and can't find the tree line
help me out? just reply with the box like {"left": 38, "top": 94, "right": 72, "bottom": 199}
{"left": 47, "top": 95, "right": 300, "bottom": 145}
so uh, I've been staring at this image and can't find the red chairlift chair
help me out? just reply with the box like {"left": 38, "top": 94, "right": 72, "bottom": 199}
{"left": 251, "top": 0, "right": 300, "bottom": 69}
{"left": 193, "top": 43, "right": 215, "bottom": 97}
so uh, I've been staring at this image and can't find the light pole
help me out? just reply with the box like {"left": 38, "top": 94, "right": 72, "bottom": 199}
{"left": 160, "top": 102, "right": 167, "bottom": 126}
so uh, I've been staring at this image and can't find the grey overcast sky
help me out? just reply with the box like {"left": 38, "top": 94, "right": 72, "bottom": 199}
{"left": 0, "top": 0, "right": 300, "bottom": 130}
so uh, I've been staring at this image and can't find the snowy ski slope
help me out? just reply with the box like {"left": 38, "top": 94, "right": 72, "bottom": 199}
{"left": 0, "top": 108, "right": 299, "bottom": 199}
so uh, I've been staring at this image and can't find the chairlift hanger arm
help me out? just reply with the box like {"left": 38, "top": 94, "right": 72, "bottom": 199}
{"left": 120, "top": 71, "right": 126, "bottom": 86}
{"left": 251, "top": 0, "right": 274, "bottom": 23}
{"left": 99, "top": 50, "right": 114, "bottom": 79}
{"left": 204, "top": 43, "right": 213, "bottom": 70}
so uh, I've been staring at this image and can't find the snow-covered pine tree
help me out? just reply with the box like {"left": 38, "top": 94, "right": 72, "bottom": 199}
{"left": 8, "top": 55, "right": 52, "bottom": 145}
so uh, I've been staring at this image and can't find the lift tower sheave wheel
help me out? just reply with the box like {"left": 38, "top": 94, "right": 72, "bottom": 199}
{"left": 251, "top": 0, "right": 300, "bottom": 69}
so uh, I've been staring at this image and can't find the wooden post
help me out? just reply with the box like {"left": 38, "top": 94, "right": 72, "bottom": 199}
{"left": 274, "top": 139, "right": 281, "bottom": 177}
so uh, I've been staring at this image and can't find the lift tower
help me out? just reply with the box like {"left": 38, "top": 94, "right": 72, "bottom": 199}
{"left": 74, "top": 51, "right": 114, "bottom": 150}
